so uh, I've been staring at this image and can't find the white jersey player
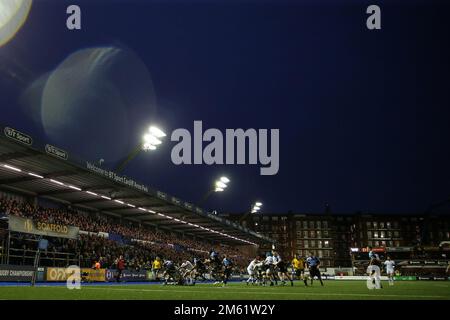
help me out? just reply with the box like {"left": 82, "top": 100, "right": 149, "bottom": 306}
{"left": 383, "top": 256, "right": 395, "bottom": 286}
{"left": 246, "top": 258, "right": 260, "bottom": 285}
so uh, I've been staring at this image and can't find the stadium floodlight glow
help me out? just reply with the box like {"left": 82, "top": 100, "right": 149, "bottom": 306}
{"left": 143, "top": 133, "right": 162, "bottom": 146}
{"left": 215, "top": 181, "right": 227, "bottom": 189}
{"left": 141, "top": 126, "right": 166, "bottom": 152}
{"left": 28, "top": 172, "right": 44, "bottom": 179}
{"left": 3, "top": 164, "right": 22, "bottom": 172}
{"left": 220, "top": 176, "right": 230, "bottom": 183}
{"left": 149, "top": 126, "right": 166, "bottom": 138}
{"left": 255, "top": 202, "right": 262, "bottom": 207}
{"left": 115, "top": 125, "right": 166, "bottom": 173}
{"left": 215, "top": 187, "right": 224, "bottom": 192}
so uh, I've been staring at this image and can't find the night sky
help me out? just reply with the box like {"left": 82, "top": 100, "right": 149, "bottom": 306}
{"left": 1, "top": 0, "right": 449, "bottom": 215}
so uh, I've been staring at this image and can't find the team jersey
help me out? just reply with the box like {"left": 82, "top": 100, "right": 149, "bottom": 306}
{"left": 307, "top": 256, "right": 320, "bottom": 267}
{"left": 223, "top": 258, "right": 233, "bottom": 268}
{"left": 210, "top": 251, "right": 218, "bottom": 260}
{"left": 180, "top": 261, "right": 194, "bottom": 270}
{"left": 384, "top": 260, "right": 395, "bottom": 273}
{"left": 264, "top": 256, "right": 274, "bottom": 265}
{"left": 247, "top": 260, "right": 258, "bottom": 272}
{"left": 369, "top": 251, "right": 380, "bottom": 260}
{"left": 273, "top": 255, "right": 281, "bottom": 264}
{"left": 152, "top": 260, "right": 161, "bottom": 269}
{"left": 292, "top": 258, "right": 305, "bottom": 270}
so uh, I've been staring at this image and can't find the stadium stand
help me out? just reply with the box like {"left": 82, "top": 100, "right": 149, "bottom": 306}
{"left": 0, "top": 196, "right": 252, "bottom": 270}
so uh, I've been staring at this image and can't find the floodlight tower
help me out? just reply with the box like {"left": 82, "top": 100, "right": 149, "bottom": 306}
{"left": 198, "top": 176, "right": 230, "bottom": 206}
{"left": 114, "top": 126, "right": 166, "bottom": 174}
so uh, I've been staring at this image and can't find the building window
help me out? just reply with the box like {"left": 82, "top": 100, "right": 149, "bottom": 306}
{"left": 310, "top": 240, "right": 316, "bottom": 248}
{"left": 324, "top": 240, "right": 329, "bottom": 247}
{"left": 304, "top": 230, "right": 308, "bottom": 238}
{"left": 380, "top": 231, "right": 385, "bottom": 238}
{"left": 304, "top": 241, "right": 309, "bottom": 248}
{"left": 317, "top": 221, "right": 321, "bottom": 229}
{"left": 380, "top": 222, "right": 384, "bottom": 229}
{"left": 323, "top": 221, "right": 328, "bottom": 229}
{"left": 303, "top": 221, "right": 308, "bottom": 229}
{"left": 317, "top": 230, "right": 322, "bottom": 238}
{"left": 318, "top": 240, "right": 323, "bottom": 248}
{"left": 309, "top": 221, "right": 314, "bottom": 229}
{"left": 368, "top": 231, "right": 372, "bottom": 238}
{"left": 310, "top": 230, "right": 315, "bottom": 238}
{"left": 386, "top": 222, "right": 391, "bottom": 229}
{"left": 373, "top": 222, "right": 378, "bottom": 228}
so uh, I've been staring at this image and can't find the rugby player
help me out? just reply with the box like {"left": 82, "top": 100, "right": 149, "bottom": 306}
{"left": 306, "top": 253, "right": 324, "bottom": 286}
{"left": 291, "top": 255, "right": 308, "bottom": 286}
{"left": 383, "top": 256, "right": 395, "bottom": 286}
{"left": 246, "top": 257, "right": 260, "bottom": 285}
{"left": 222, "top": 254, "right": 233, "bottom": 286}
{"left": 273, "top": 251, "right": 293, "bottom": 286}
{"left": 192, "top": 257, "right": 207, "bottom": 283}
{"left": 180, "top": 259, "right": 195, "bottom": 285}
{"left": 263, "top": 252, "right": 276, "bottom": 286}
{"left": 151, "top": 256, "right": 162, "bottom": 281}
{"left": 367, "top": 246, "right": 382, "bottom": 289}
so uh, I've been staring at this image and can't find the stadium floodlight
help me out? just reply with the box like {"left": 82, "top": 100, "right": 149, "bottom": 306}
{"left": 143, "top": 133, "right": 162, "bottom": 146}
{"left": 114, "top": 125, "right": 166, "bottom": 173}
{"left": 220, "top": 176, "right": 230, "bottom": 183}
{"left": 215, "top": 181, "right": 227, "bottom": 189}
{"left": 215, "top": 187, "right": 224, "bottom": 192}
{"left": 149, "top": 126, "right": 166, "bottom": 138}
{"left": 255, "top": 202, "right": 263, "bottom": 207}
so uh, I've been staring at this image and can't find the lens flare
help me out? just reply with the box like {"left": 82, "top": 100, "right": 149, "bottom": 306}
{"left": 0, "top": 0, "right": 32, "bottom": 47}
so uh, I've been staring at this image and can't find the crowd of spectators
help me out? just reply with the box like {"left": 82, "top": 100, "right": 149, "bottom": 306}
{"left": 0, "top": 197, "right": 252, "bottom": 270}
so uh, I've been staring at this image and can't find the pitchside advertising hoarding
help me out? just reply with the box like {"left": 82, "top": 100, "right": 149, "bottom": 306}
{"left": 106, "top": 269, "right": 151, "bottom": 282}
{"left": 8, "top": 215, "right": 79, "bottom": 239}
{"left": 46, "top": 267, "right": 106, "bottom": 282}
{"left": 0, "top": 265, "right": 35, "bottom": 281}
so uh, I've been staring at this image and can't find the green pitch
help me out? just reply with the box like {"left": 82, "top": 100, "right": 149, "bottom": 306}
{"left": 0, "top": 281, "right": 449, "bottom": 300}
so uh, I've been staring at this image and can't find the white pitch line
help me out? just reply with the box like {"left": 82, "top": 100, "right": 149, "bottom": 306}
{"left": 76, "top": 286, "right": 448, "bottom": 299}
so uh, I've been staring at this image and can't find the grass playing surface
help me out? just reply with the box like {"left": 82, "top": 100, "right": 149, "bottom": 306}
{"left": 0, "top": 281, "right": 449, "bottom": 300}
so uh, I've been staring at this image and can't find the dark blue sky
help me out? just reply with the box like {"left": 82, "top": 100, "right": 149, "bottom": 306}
{"left": 1, "top": 0, "right": 449, "bottom": 214}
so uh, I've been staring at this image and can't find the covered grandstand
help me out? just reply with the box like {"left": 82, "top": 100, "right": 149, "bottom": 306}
{"left": 0, "top": 124, "right": 274, "bottom": 247}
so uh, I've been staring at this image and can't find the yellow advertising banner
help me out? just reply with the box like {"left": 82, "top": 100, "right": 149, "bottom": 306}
{"left": 46, "top": 267, "right": 105, "bottom": 282}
